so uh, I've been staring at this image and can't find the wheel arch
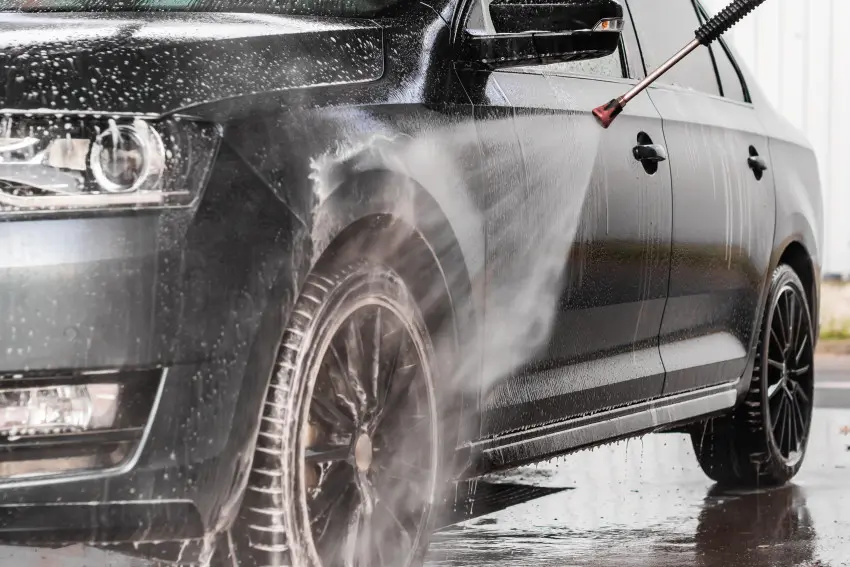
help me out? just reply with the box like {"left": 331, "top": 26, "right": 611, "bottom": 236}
{"left": 777, "top": 240, "right": 819, "bottom": 335}
{"left": 770, "top": 209, "right": 821, "bottom": 341}
{"left": 310, "top": 168, "right": 479, "bottom": 341}
{"left": 737, "top": 225, "right": 821, "bottom": 405}
{"left": 306, "top": 168, "right": 483, "bottom": 462}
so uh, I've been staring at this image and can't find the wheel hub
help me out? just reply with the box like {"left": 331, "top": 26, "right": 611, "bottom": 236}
{"left": 353, "top": 433, "right": 373, "bottom": 472}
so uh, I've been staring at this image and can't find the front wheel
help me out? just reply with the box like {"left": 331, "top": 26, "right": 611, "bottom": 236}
{"left": 232, "top": 259, "right": 442, "bottom": 567}
{"left": 691, "top": 265, "right": 815, "bottom": 487}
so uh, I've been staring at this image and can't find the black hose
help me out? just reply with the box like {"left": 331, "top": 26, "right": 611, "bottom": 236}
{"left": 695, "top": 0, "right": 767, "bottom": 45}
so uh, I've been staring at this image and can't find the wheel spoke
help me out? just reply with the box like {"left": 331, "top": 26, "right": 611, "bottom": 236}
{"left": 767, "top": 358, "right": 784, "bottom": 372}
{"left": 374, "top": 533, "right": 387, "bottom": 567}
{"left": 341, "top": 503, "right": 362, "bottom": 567}
{"left": 793, "top": 382, "right": 811, "bottom": 406}
{"left": 311, "top": 392, "right": 356, "bottom": 433}
{"left": 775, "top": 293, "right": 790, "bottom": 350}
{"left": 787, "top": 390, "right": 797, "bottom": 454}
{"left": 306, "top": 444, "right": 351, "bottom": 464}
{"left": 790, "top": 364, "right": 811, "bottom": 377}
{"left": 369, "top": 308, "right": 383, "bottom": 413}
{"left": 309, "top": 464, "right": 354, "bottom": 522}
{"left": 788, "top": 390, "right": 802, "bottom": 456}
{"left": 767, "top": 380, "right": 784, "bottom": 399}
{"left": 328, "top": 344, "right": 361, "bottom": 422}
{"left": 343, "top": 317, "right": 370, "bottom": 417}
{"left": 351, "top": 472, "right": 376, "bottom": 567}
{"left": 787, "top": 292, "right": 797, "bottom": 354}
{"left": 791, "top": 386, "right": 806, "bottom": 450}
{"left": 780, "top": 397, "right": 791, "bottom": 455}
{"left": 313, "top": 479, "right": 356, "bottom": 544}
{"left": 376, "top": 362, "right": 420, "bottom": 429}
{"left": 774, "top": 395, "right": 788, "bottom": 446}
{"left": 794, "top": 294, "right": 804, "bottom": 350}
{"left": 373, "top": 329, "right": 405, "bottom": 423}
{"left": 769, "top": 328, "right": 785, "bottom": 357}
{"left": 795, "top": 334, "right": 809, "bottom": 365}
{"left": 406, "top": 414, "right": 432, "bottom": 436}
{"left": 771, "top": 394, "right": 784, "bottom": 430}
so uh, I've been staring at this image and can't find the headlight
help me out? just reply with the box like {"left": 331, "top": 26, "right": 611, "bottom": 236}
{"left": 0, "top": 115, "right": 221, "bottom": 212}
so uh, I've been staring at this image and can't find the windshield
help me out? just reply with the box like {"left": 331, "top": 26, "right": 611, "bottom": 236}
{"left": 0, "top": 0, "right": 395, "bottom": 16}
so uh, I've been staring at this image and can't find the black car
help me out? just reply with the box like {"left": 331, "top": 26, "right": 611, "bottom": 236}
{"left": 0, "top": 0, "right": 823, "bottom": 565}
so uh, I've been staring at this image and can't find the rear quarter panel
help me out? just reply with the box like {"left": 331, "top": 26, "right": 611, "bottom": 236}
{"left": 704, "top": 48, "right": 823, "bottom": 402}
{"left": 733, "top": 55, "right": 823, "bottom": 402}
{"left": 747, "top": 65, "right": 824, "bottom": 316}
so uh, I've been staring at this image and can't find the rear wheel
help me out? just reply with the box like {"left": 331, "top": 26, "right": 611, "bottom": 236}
{"left": 691, "top": 265, "right": 815, "bottom": 487}
{"left": 232, "top": 259, "right": 441, "bottom": 567}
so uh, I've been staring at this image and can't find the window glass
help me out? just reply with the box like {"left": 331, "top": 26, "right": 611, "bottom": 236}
{"left": 539, "top": 45, "right": 626, "bottom": 79}
{"left": 693, "top": 1, "right": 747, "bottom": 102}
{"left": 712, "top": 42, "right": 747, "bottom": 102}
{"left": 626, "top": 0, "right": 721, "bottom": 95}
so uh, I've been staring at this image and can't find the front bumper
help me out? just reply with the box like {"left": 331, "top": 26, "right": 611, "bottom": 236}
{"left": 0, "top": 147, "right": 305, "bottom": 547}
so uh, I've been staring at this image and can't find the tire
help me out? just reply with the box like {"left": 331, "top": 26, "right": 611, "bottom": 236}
{"left": 231, "top": 259, "right": 442, "bottom": 567}
{"left": 691, "top": 264, "right": 815, "bottom": 487}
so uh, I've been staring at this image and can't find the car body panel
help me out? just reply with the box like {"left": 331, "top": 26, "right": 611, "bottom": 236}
{"left": 0, "top": 12, "right": 384, "bottom": 116}
{"left": 468, "top": 67, "right": 672, "bottom": 436}
{"left": 627, "top": 0, "right": 777, "bottom": 397}
{"left": 745, "top": 61, "right": 824, "bottom": 324}
{"left": 647, "top": 86, "right": 777, "bottom": 394}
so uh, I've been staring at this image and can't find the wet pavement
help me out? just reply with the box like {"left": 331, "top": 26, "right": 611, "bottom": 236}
{"left": 428, "top": 408, "right": 849, "bottom": 567}
{"left": 5, "top": 358, "right": 850, "bottom": 567}
{"left": 428, "top": 357, "right": 850, "bottom": 567}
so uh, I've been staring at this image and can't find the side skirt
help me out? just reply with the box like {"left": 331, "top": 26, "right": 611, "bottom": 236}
{"left": 463, "top": 382, "right": 738, "bottom": 476}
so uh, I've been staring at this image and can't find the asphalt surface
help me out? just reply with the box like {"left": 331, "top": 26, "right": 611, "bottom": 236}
{"left": 5, "top": 356, "right": 850, "bottom": 567}
{"left": 812, "top": 354, "right": 850, "bottom": 408}
{"left": 428, "top": 355, "right": 850, "bottom": 567}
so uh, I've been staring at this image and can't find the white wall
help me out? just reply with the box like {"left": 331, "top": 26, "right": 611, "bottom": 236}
{"left": 703, "top": 0, "right": 850, "bottom": 275}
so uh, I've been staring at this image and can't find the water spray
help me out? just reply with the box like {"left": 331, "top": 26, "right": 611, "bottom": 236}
{"left": 593, "top": 0, "right": 768, "bottom": 128}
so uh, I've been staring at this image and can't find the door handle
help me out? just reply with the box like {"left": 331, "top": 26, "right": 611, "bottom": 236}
{"left": 748, "top": 155, "right": 768, "bottom": 173}
{"left": 633, "top": 143, "right": 668, "bottom": 163}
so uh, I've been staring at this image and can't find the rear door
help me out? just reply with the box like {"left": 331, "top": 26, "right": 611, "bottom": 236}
{"left": 627, "top": 0, "right": 776, "bottom": 394}
{"left": 460, "top": 5, "right": 673, "bottom": 436}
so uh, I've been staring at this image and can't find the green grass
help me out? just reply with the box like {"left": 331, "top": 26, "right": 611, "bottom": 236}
{"left": 820, "top": 322, "right": 850, "bottom": 341}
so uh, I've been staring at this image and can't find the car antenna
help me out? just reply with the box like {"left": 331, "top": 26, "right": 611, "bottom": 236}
{"left": 593, "top": 0, "right": 768, "bottom": 129}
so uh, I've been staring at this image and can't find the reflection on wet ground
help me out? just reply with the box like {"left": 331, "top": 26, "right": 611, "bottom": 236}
{"left": 4, "top": 407, "right": 849, "bottom": 567}
{"left": 428, "top": 407, "right": 850, "bottom": 567}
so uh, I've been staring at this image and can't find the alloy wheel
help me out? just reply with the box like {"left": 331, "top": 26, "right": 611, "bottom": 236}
{"left": 298, "top": 301, "right": 438, "bottom": 567}
{"left": 764, "top": 283, "right": 814, "bottom": 467}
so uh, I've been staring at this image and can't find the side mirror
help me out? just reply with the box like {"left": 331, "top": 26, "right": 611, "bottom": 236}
{"left": 458, "top": 0, "right": 624, "bottom": 69}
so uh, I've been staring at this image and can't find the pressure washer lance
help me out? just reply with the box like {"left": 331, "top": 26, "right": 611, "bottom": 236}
{"left": 593, "top": 0, "right": 767, "bottom": 128}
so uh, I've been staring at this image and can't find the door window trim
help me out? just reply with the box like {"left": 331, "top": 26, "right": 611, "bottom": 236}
{"left": 694, "top": 0, "right": 752, "bottom": 103}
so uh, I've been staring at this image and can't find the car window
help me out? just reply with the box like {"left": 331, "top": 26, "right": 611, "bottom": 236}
{"left": 626, "top": 0, "right": 721, "bottom": 95}
{"left": 537, "top": 44, "right": 626, "bottom": 79}
{"left": 711, "top": 41, "right": 747, "bottom": 102}
{"left": 693, "top": 1, "right": 748, "bottom": 102}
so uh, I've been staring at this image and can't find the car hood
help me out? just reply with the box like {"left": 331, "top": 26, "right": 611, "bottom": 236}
{"left": 0, "top": 12, "right": 383, "bottom": 116}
